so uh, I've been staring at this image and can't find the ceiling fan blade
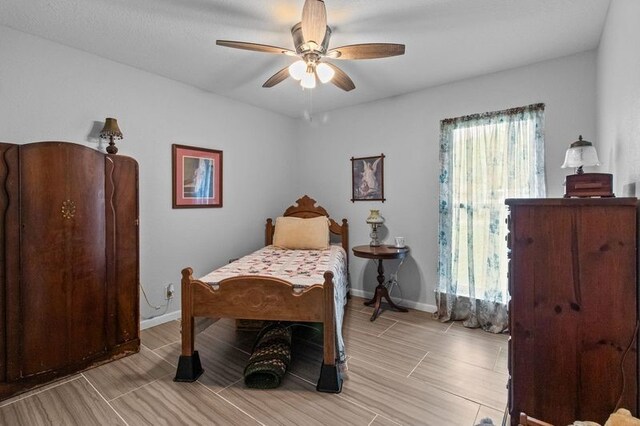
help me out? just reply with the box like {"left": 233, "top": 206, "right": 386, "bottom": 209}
{"left": 327, "top": 43, "right": 405, "bottom": 60}
{"left": 216, "top": 40, "right": 294, "bottom": 55}
{"left": 326, "top": 63, "right": 355, "bottom": 92}
{"left": 262, "top": 66, "right": 290, "bottom": 88}
{"left": 302, "top": 0, "right": 327, "bottom": 47}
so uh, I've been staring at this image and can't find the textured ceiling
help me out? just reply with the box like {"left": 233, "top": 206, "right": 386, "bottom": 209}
{"left": 0, "top": 0, "right": 611, "bottom": 118}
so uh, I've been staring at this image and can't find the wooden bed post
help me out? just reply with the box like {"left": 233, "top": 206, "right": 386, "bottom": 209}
{"left": 341, "top": 218, "right": 349, "bottom": 269}
{"left": 265, "top": 217, "right": 274, "bottom": 246}
{"left": 316, "top": 271, "right": 343, "bottom": 393}
{"left": 174, "top": 267, "right": 204, "bottom": 382}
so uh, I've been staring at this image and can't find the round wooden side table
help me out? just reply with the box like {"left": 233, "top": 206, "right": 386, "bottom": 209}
{"left": 352, "top": 245, "right": 409, "bottom": 321}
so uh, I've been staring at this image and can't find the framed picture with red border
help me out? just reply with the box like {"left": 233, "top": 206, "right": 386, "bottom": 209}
{"left": 172, "top": 144, "right": 223, "bottom": 208}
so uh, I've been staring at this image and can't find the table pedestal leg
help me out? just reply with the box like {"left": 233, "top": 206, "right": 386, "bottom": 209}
{"left": 363, "top": 259, "right": 408, "bottom": 321}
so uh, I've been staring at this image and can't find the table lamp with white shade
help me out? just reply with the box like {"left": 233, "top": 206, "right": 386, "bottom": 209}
{"left": 561, "top": 135, "right": 613, "bottom": 197}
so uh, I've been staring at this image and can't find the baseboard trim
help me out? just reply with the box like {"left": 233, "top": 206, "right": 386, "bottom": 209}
{"left": 349, "top": 289, "right": 437, "bottom": 314}
{"left": 140, "top": 310, "right": 181, "bottom": 330}
{"left": 140, "top": 293, "right": 437, "bottom": 330}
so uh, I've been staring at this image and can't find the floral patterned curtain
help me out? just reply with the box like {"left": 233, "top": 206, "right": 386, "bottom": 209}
{"left": 437, "top": 104, "right": 546, "bottom": 333}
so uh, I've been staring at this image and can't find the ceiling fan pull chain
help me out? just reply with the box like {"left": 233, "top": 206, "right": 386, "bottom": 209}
{"left": 307, "top": 87, "right": 314, "bottom": 122}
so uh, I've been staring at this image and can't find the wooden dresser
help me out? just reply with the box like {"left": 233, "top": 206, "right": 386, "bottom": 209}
{"left": 0, "top": 141, "right": 140, "bottom": 400}
{"left": 506, "top": 198, "right": 638, "bottom": 425}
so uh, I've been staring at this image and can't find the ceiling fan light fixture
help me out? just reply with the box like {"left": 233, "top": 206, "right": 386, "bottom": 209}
{"left": 217, "top": 0, "right": 405, "bottom": 93}
{"left": 316, "top": 62, "right": 334, "bottom": 83}
{"left": 288, "top": 60, "right": 306, "bottom": 80}
{"left": 300, "top": 69, "right": 316, "bottom": 89}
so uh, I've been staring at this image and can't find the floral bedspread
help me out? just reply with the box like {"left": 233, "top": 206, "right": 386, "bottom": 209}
{"left": 199, "top": 244, "right": 349, "bottom": 362}
{"left": 200, "top": 245, "right": 348, "bottom": 289}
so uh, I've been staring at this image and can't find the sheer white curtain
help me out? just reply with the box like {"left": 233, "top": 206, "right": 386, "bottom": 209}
{"left": 437, "top": 104, "right": 546, "bottom": 333}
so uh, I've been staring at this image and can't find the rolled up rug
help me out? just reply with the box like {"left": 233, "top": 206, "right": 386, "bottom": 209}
{"left": 244, "top": 323, "right": 292, "bottom": 389}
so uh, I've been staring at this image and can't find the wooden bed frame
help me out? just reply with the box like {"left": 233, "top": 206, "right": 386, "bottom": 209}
{"left": 174, "top": 195, "right": 349, "bottom": 393}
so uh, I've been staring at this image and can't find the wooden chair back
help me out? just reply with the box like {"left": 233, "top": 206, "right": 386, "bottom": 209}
{"left": 519, "top": 413, "right": 554, "bottom": 426}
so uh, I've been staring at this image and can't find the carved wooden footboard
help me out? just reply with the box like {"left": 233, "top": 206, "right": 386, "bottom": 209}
{"left": 174, "top": 195, "right": 348, "bottom": 393}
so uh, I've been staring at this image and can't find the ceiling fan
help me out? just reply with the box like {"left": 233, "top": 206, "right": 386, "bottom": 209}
{"left": 216, "top": 0, "right": 405, "bottom": 91}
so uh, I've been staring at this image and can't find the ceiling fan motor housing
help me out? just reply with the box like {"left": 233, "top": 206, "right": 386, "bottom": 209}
{"left": 291, "top": 22, "right": 332, "bottom": 55}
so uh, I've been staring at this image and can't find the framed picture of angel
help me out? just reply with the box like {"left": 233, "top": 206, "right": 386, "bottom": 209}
{"left": 351, "top": 154, "right": 385, "bottom": 202}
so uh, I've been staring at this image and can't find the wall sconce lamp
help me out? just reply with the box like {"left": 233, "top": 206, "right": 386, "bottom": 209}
{"left": 100, "top": 118, "right": 123, "bottom": 154}
{"left": 561, "top": 135, "right": 613, "bottom": 197}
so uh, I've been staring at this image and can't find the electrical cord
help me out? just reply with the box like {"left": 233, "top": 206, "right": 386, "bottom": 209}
{"left": 140, "top": 282, "right": 163, "bottom": 310}
{"left": 386, "top": 272, "right": 405, "bottom": 305}
{"left": 614, "top": 320, "right": 639, "bottom": 412}
{"left": 140, "top": 283, "right": 173, "bottom": 321}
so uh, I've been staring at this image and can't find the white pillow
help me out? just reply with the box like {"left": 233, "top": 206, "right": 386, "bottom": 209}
{"left": 272, "top": 216, "right": 330, "bottom": 250}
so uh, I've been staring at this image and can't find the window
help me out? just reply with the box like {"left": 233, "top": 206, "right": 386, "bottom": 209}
{"left": 436, "top": 103, "right": 545, "bottom": 330}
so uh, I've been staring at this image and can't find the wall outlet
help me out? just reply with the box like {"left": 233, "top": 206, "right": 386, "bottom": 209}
{"left": 165, "top": 283, "right": 175, "bottom": 300}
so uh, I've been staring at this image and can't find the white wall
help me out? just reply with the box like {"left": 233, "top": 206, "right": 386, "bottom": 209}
{"left": 0, "top": 22, "right": 602, "bottom": 317}
{"left": 597, "top": 0, "right": 640, "bottom": 196}
{"left": 0, "top": 25, "right": 299, "bottom": 320}
{"left": 297, "top": 51, "right": 598, "bottom": 309}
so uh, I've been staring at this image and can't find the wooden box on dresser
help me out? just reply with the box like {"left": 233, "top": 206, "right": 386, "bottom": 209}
{"left": 505, "top": 198, "right": 638, "bottom": 425}
{"left": 0, "top": 141, "right": 140, "bottom": 401}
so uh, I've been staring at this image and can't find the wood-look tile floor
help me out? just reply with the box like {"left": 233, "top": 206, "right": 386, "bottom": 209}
{"left": 0, "top": 297, "right": 509, "bottom": 425}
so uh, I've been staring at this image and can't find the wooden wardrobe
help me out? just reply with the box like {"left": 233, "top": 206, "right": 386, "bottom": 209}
{"left": 0, "top": 141, "right": 140, "bottom": 400}
{"left": 506, "top": 198, "right": 638, "bottom": 425}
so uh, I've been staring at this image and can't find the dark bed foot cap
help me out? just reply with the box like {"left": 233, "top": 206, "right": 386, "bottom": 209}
{"left": 174, "top": 351, "right": 204, "bottom": 382}
{"left": 316, "top": 362, "right": 343, "bottom": 393}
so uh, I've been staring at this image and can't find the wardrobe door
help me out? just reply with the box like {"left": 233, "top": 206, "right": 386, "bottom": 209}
{"left": 0, "top": 143, "right": 19, "bottom": 385}
{"left": 105, "top": 155, "right": 140, "bottom": 347}
{"left": 16, "top": 143, "right": 107, "bottom": 378}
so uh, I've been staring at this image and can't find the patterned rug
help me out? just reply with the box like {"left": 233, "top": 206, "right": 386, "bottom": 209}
{"left": 243, "top": 323, "right": 292, "bottom": 389}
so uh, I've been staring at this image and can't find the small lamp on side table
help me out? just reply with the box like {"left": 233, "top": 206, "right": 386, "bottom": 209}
{"left": 100, "top": 118, "right": 123, "bottom": 155}
{"left": 561, "top": 135, "right": 613, "bottom": 197}
{"left": 366, "top": 209, "right": 384, "bottom": 247}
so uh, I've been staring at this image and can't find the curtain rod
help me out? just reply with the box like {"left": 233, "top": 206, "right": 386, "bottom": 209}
{"left": 441, "top": 103, "right": 545, "bottom": 126}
